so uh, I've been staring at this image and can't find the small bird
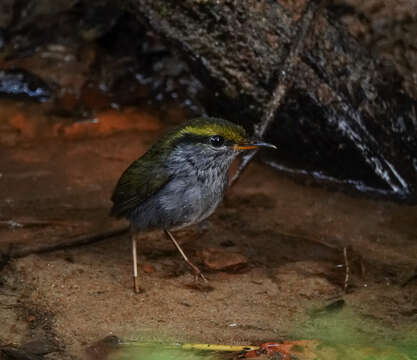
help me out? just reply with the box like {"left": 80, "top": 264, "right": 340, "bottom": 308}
{"left": 110, "top": 117, "right": 276, "bottom": 293}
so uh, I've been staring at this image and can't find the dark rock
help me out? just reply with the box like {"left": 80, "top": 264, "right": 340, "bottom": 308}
{"left": 21, "top": 339, "right": 60, "bottom": 356}
{"left": 0, "top": 0, "right": 14, "bottom": 29}
{"left": 0, "top": 69, "right": 53, "bottom": 102}
{"left": 0, "top": 28, "right": 6, "bottom": 49}
{"left": 125, "top": 0, "right": 417, "bottom": 202}
{"left": 0, "top": 346, "right": 43, "bottom": 360}
{"left": 78, "top": 4, "right": 122, "bottom": 41}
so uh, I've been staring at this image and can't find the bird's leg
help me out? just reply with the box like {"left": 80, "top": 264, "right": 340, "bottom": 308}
{"left": 164, "top": 230, "right": 208, "bottom": 282}
{"left": 131, "top": 232, "right": 140, "bottom": 293}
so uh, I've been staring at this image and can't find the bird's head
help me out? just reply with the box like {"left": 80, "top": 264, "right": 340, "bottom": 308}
{"left": 162, "top": 117, "right": 277, "bottom": 172}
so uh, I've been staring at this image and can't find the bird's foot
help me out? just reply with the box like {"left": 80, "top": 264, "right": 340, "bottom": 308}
{"left": 133, "top": 276, "right": 142, "bottom": 294}
{"left": 164, "top": 230, "right": 208, "bottom": 283}
{"left": 189, "top": 262, "right": 208, "bottom": 283}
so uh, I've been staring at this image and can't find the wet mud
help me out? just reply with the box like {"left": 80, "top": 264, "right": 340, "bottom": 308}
{"left": 0, "top": 1, "right": 416, "bottom": 358}
{"left": 0, "top": 99, "right": 416, "bottom": 359}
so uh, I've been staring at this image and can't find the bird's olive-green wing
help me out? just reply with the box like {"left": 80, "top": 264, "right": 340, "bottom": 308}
{"left": 110, "top": 148, "right": 171, "bottom": 218}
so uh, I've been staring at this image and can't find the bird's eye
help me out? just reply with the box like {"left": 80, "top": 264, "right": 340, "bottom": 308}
{"left": 209, "top": 135, "right": 224, "bottom": 147}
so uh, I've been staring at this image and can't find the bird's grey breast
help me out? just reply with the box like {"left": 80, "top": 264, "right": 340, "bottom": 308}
{"left": 129, "top": 146, "right": 232, "bottom": 231}
{"left": 158, "top": 145, "right": 233, "bottom": 228}
{"left": 195, "top": 165, "right": 229, "bottom": 221}
{"left": 157, "top": 165, "right": 228, "bottom": 229}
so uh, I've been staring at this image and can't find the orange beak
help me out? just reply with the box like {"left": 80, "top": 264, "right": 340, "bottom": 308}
{"left": 233, "top": 141, "right": 277, "bottom": 151}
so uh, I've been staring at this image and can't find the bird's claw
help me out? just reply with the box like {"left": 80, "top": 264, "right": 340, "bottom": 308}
{"left": 195, "top": 271, "right": 208, "bottom": 283}
{"left": 189, "top": 263, "right": 208, "bottom": 283}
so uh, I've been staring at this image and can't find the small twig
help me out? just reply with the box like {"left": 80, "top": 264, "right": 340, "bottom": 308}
{"left": 9, "top": 226, "right": 129, "bottom": 258}
{"left": 270, "top": 229, "right": 340, "bottom": 251}
{"left": 230, "top": 0, "right": 321, "bottom": 186}
{"left": 343, "top": 247, "right": 350, "bottom": 292}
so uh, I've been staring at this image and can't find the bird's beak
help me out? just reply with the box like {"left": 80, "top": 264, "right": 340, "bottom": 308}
{"left": 234, "top": 141, "right": 277, "bottom": 151}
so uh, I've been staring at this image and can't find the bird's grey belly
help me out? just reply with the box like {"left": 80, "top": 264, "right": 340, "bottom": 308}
{"left": 129, "top": 174, "right": 226, "bottom": 231}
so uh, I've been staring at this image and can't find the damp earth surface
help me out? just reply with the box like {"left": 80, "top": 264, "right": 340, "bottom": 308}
{"left": 1, "top": 0, "right": 417, "bottom": 358}
{"left": 0, "top": 97, "right": 417, "bottom": 359}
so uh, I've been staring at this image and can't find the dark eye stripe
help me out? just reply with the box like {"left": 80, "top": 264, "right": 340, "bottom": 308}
{"left": 171, "top": 133, "right": 207, "bottom": 146}
{"left": 172, "top": 133, "right": 229, "bottom": 148}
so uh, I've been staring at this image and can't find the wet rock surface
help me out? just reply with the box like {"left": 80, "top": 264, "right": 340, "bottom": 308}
{"left": 0, "top": 69, "right": 53, "bottom": 102}
{"left": 126, "top": 0, "right": 417, "bottom": 201}
{"left": 0, "top": 100, "right": 416, "bottom": 358}
{"left": 0, "top": 0, "right": 416, "bottom": 200}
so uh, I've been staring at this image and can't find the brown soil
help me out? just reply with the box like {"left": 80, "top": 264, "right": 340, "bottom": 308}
{"left": 0, "top": 99, "right": 416, "bottom": 359}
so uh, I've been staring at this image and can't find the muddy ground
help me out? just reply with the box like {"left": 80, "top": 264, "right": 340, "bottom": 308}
{"left": 0, "top": 98, "right": 416, "bottom": 359}
{"left": 1, "top": 0, "right": 417, "bottom": 358}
